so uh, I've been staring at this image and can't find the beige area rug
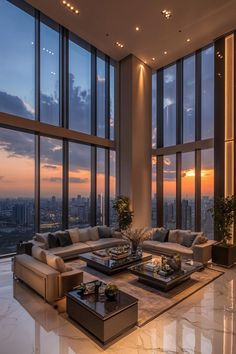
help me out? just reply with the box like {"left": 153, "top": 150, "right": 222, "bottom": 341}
{"left": 57, "top": 259, "right": 223, "bottom": 327}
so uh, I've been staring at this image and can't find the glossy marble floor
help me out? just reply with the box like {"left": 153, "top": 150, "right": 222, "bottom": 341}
{"left": 1, "top": 258, "right": 236, "bottom": 354}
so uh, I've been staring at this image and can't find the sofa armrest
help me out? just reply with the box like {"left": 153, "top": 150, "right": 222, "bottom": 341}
{"left": 59, "top": 269, "right": 83, "bottom": 297}
{"left": 193, "top": 240, "right": 217, "bottom": 264}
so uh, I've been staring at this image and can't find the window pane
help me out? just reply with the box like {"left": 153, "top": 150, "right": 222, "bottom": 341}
{"left": 109, "top": 150, "right": 116, "bottom": 226}
{"left": 0, "top": 128, "right": 35, "bottom": 255}
{"left": 201, "top": 149, "right": 214, "bottom": 239}
{"left": 97, "top": 55, "right": 106, "bottom": 138}
{"left": 40, "top": 137, "right": 62, "bottom": 232}
{"left": 96, "top": 148, "right": 105, "bottom": 225}
{"left": 151, "top": 156, "right": 157, "bottom": 227}
{"left": 163, "top": 65, "right": 176, "bottom": 147}
{"left": 183, "top": 55, "right": 195, "bottom": 143}
{"left": 182, "top": 152, "right": 195, "bottom": 230}
{"left": 110, "top": 64, "right": 115, "bottom": 140}
{"left": 40, "top": 21, "right": 59, "bottom": 125}
{"left": 0, "top": 0, "right": 35, "bottom": 119}
{"left": 69, "top": 143, "right": 91, "bottom": 228}
{"left": 69, "top": 40, "right": 91, "bottom": 134}
{"left": 152, "top": 73, "right": 157, "bottom": 148}
{"left": 201, "top": 46, "right": 214, "bottom": 139}
{"left": 163, "top": 155, "right": 176, "bottom": 228}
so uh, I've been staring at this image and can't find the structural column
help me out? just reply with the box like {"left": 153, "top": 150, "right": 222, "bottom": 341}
{"left": 119, "top": 55, "right": 152, "bottom": 227}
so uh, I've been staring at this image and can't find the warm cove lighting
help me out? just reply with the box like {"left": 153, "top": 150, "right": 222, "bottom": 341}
{"left": 62, "top": 1, "right": 79, "bottom": 15}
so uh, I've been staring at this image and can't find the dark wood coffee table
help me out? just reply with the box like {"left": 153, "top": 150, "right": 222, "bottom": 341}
{"left": 129, "top": 258, "right": 204, "bottom": 291}
{"left": 79, "top": 250, "right": 152, "bottom": 275}
{"left": 67, "top": 285, "right": 138, "bottom": 344}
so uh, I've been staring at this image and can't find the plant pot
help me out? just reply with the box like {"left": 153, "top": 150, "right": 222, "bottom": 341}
{"left": 212, "top": 242, "right": 236, "bottom": 267}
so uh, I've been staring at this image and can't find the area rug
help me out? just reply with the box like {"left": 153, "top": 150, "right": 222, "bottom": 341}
{"left": 57, "top": 259, "right": 223, "bottom": 327}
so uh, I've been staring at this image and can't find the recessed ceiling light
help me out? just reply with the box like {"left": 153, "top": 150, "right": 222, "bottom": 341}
{"left": 187, "top": 38, "right": 191, "bottom": 42}
{"left": 161, "top": 9, "right": 172, "bottom": 20}
{"left": 115, "top": 41, "right": 124, "bottom": 48}
{"left": 135, "top": 26, "right": 140, "bottom": 31}
{"left": 152, "top": 57, "right": 156, "bottom": 61}
{"left": 62, "top": 1, "right": 79, "bottom": 15}
{"left": 164, "top": 51, "right": 167, "bottom": 55}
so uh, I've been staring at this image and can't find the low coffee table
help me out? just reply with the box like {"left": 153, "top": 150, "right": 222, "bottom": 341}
{"left": 67, "top": 284, "right": 138, "bottom": 344}
{"left": 129, "top": 258, "right": 204, "bottom": 291}
{"left": 79, "top": 250, "right": 152, "bottom": 275}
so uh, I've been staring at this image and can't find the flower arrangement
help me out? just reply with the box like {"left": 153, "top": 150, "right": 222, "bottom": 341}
{"left": 121, "top": 227, "right": 153, "bottom": 254}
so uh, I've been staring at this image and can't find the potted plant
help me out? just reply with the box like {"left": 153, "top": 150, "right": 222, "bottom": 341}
{"left": 113, "top": 195, "right": 133, "bottom": 231}
{"left": 210, "top": 195, "right": 236, "bottom": 267}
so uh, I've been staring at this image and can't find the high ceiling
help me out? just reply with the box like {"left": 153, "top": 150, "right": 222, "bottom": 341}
{"left": 26, "top": 0, "right": 236, "bottom": 69}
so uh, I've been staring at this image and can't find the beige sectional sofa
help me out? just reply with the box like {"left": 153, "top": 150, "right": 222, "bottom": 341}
{"left": 31, "top": 227, "right": 128, "bottom": 260}
{"left": 143, "top": 229, "right": 216, "bottom": 264}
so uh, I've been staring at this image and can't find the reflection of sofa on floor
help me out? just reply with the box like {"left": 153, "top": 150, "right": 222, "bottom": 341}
{"left": 143, "top": 228, "right": 216, "bottom": 264}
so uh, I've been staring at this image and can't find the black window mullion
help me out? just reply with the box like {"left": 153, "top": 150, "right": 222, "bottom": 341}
{"left": 62, "top": 139, "right": 69, "bottom": 230}
{"left": 156, "top": 69, "right": 163, "bottom": 148}
{"left": 176, "top": 152, "right": 182, "bottom": 228}
{"left": 176, "top": 59, "right": 183, "bottom": 145}
{"left": 157, "top": 156, "right": 163, "bottom": 227}
{"left": 91, "top": 46, "right": 97, "bottom": 136}
{"left": 105, "top": 56, "right": 110, "bottom": 139}
{"left": 195, "top": 50, "right": 202, "bottom": 141}
{"left": 35, "top": 9, "right": 40, "bottom": 121}
{"left": 91, "top": 146, "right": 97, "bottom": 226}
{"left": 60, "top": 27, "right": 68, "bottom": 129}
{"left": 195, "top": 149, "right": 201, "bottom": 231}
{"left": 105, "top": 148, "right": 110, "bottom": 226}
{"left": 35, "top": 134, "right": 40, "bottom": 233}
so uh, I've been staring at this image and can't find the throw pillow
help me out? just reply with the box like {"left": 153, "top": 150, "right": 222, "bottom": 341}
{"left": 46, "top": 253, "right": 67, "bottom": 273}
{"left": 79, "top": 228, "right": 91, "bottom": 242}
{"left": 89, "top": 227, "right": 99, "bottom": 241}
{"left": 168, "top": 229, "right": 180, "bottom": 243}
{"left": 192, "top": 233, "right": 208, "bottom": 247}
{"left": 177, "top": 230, "right": 191, "bottom": 244}
{"left": 153, "top": 228, "right": 169, "bottom": 242}
{"left": 48, "top": 233, "right": 60, "bottom": 249}
{"left": 98, "top": 226, "right": 112, "bottom": 238}
{"left": 181, "top": 233, "right": 198, "bottom": 248}
{"left": 35, "top": 232, "right": 50, "bottom": 249}
{"left": 66, "top": 228, "right": 80, "bottom": 243}
{"left": 57, "top": 231, "right": 72, "bottom": 247}
{"left": 31, "top": 246, "right": 47, "bottom": 263}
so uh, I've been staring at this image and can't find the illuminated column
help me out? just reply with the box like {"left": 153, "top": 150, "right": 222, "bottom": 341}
{"left": 119, "top": 55, "right": 152, "bottom": 227}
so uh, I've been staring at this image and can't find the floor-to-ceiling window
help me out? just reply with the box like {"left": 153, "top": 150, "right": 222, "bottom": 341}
{"left": 152, "top": 45, "right": 214, "bottom": 237}
{"left": 0, "top": 0, "right": 117, "bottom": 255}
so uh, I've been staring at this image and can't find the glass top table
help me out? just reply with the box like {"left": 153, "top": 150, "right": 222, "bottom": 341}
{"left": 79, "top": 250, "right": 152, "bottom": 274}
{"left": 129, "top": 258, "right": 204, "bottom": 291}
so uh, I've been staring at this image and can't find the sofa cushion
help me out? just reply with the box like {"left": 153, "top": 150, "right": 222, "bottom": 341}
{"left": 177, "top": 230, "right": 191, "bottom": 244}
{"left": 66, "top": 228, "right": 80, "bottom": 243}
{"left": 191, "top": 232, "right": 207, "bottom": 247}
{"left": 14, "top": 254, "right": 59, "bottom": 277}
{"left": 31, "top": 246, "right": 47, "bottom": 264}
{"left": 168, "top": 229, "right": 180, "bottom": 243}
{"left": 85, "top": 238, "right": 128, "bottom": 251}
{"left": 35, "top": 232, "right": 50, "bottom": 249}
{"left": 89, "top": 227, "right": 100, "bottom": 241}
{"left": 143, "top": 240, "right": 193, "bottom": 256}
{"left": 79, "top": 228, "right": 91, "bottom": 242}
{"left": 98, "top": 226, "right": 112, "bottom": 238}
{"left": 49, "top": 243, "right": 92, "bottom": 258}
{"left": 57, "top": 231, "right": 73, "bottom": 247}
{"left": 48, "top": 233, "right": 60, "bottom": 249}
{"left": 153, "top": 228, "right": 169, "bottom": 242}
{"left": 46, "top": 253, "right": 67, "bottom": 273}
{"left": 181, "top": 233, "right": 198, "bottom": 248}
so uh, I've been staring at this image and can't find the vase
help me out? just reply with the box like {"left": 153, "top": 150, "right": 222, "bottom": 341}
{"left": 131, "top": 241, "right": 142, "bottom": 256}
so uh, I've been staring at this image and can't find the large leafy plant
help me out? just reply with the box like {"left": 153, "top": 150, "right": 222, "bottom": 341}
{"left": 113, "top": 195, "right": 133, "bottom": 230}
{"left": 210, "top": 195, "right": 236, "bottom": 245}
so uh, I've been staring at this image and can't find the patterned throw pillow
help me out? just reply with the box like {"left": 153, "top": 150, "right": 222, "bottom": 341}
{"left": 181, "top": 233, "right": 198, "bottom": 248}
{"left": 153, "top": 228, "right": 169, "bottom": 242}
